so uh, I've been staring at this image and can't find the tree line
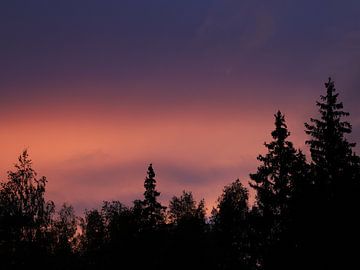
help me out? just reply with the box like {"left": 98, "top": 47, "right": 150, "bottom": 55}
{"left": 1, "top": 78, "right": 359, "bottom": 270}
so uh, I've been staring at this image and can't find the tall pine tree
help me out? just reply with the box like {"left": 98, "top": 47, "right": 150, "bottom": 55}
{"left": 249, "top": 111, "right": 308, "bottom": 270}
{"left": 305, "top": 77, "right": 359, "bottom": 193}
{"left": 304, "top": 77, "right": 360, "bottom": 269}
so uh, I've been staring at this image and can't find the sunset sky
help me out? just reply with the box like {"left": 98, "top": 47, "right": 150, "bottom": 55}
{"left": 1, "top": 0, "right": 360, "bottom": 214}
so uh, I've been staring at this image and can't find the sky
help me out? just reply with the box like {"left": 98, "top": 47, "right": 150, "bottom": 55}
{"left": 1, "top": 0, "right": 360, "bottom": 214}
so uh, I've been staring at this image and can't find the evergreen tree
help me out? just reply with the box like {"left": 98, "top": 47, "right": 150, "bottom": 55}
{"left": 305, "top": 77, "right": 359, "bottom": 192}
{"left": 304, "top": 77, "right": 360, "bottom": 269}
{"left": 130, "top": 164, "right": 167, "bottom": 269}
{"left": 249, "top": 111, "right": 308, "bottom": 269}
{"left": 135, "top": 164, "right": 166, "bottom": 230}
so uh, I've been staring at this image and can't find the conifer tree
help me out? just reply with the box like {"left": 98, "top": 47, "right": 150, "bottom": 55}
{"left": 305, "top": 77, "right": 359, "bottom": 193}
{"left": 135, "top": 164, "right": 165, "bottom": 229}
{"left": 304, "top": 78, "right": 360, "bottom": 269}
{"left": 249, "top": 111, "right": 308, "bottom": 269}
{"left": 250, "top": 111, "right": 306, "bottom": 221}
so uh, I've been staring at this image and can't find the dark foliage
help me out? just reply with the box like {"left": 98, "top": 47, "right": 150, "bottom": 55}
{"left": 249, "top": 111, "right": 309, "bottom": 269}
{"left": 133, "top": 163, "right": 166, "bottom": 230}
{"left": 0, "top": 78, "right": 359, "bottom": 270}
{"left": 303, "top": 78, "right": 360, "bottom": 269}
{"left": 211, "top": 179, "right": 252, "bottom": 269}
{"left": 0, "top": 150, "right": 55, "bottom": 268}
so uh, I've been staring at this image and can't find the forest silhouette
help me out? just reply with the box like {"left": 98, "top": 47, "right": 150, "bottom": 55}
{"left": 1, "top": 78, "right": 359, "bottom": 270}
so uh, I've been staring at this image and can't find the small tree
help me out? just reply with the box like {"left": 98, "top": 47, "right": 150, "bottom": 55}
{"left": 52, "top": 203, "right": 77, "bottom": 255}
{"left": 168, "top": 191, "right": 206, "bottom": 230}
{"left": 80, "top": 209, "right": 105, "bottom": 255}
{"left": 101, "top": 201, "right": 137, "bottom": 245}
{"left": 0, "top": 150, "right": 54, "bottom": 265}
{"left": 212, "top": 180, "right": 249, "bottom": 234}
{"left": 167, "top": 191, "right": 207, "bottom": 268}
{"left": 134, "top": 164, "right": 166, "bottom": 230}
{"left": 212, "top": 179, "right": 250, "bottom": 269}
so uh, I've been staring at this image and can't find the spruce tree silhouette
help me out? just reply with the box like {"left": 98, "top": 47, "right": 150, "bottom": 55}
{"left": 0, "top": 150, "right": 55, "bottom": 268}
{"left": 134, "top": 163, "right": 166, "bottom": 230}
{"left": 131, "top": 164, "right": 168, "bottom": 269}
{"left": 249, "top": 111, "right": 308, "bottom": 270}
{"left": 304, "top": 77, "right": 360, "bottom": 269}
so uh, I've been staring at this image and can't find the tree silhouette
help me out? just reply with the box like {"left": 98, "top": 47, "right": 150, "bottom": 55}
{"left": 305, "top": 78, "right": 357, "bottom": 180}
{"left": 249, "top": 111, "right": 308, "bottom": 269}
{"left": 212, "top": 179, "right": 251, "bottom": 269}
{"left": 80, "top": 208, "right": 105, "bottom": 266}
{"left": 0, "top": 150, "right": 55, "bottom": 267}
{"left": 168, "top": 190, "right": 206, "bottom": 229}
{"left": 100, "top": 200, "right": 139, "bottom": 268}
{"left": 52, "top": 203, "right": 77, "bottom": 255}
{"left": 134, "top": 163, "right": 166, "bottom": 230}
{"left": 126, "top": 164, "right": 167, "bottom": 269}
{"left": 304, "top": 77, "right": 360, "bottom": 269}
{"left": 101, "top": 201, "right": 137, "bottom": 245}
{"left": 49, "top": 203, "right": 78, "bottom": 269}
{"left": 167, "top": 191, "right": 208, "bottom": 269}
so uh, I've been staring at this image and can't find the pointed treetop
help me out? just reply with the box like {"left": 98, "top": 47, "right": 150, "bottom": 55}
{"left": 147, "top": 163, "right": 155, "bottom": 179}
{"left": 325, "top": 77, "right": 332, "bottom": 87}
{"left": 271, "top": 110, "right": 290, "bottom": 142}
{"left": 139, "top": 163, "right": 165, "bottom": 228}
{"left": 305, "top": 77, "right": 356, "bottom": 174}
{"left": 319, "top": 77, "right": 341, "bottom": 108}
{"left": 325, "top": 77, "right": 335, "bottom": 96}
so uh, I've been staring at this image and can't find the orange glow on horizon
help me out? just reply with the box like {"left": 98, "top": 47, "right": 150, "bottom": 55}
{"left": 0, "top": 87, "right": 310, "bottom": 215}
